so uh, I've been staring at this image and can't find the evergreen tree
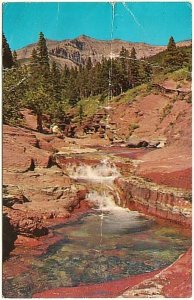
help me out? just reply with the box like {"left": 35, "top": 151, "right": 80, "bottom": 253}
{"left": 23, "top": 33, "right": 52, "bottom": 132}
{"left": 24, "top": 85, "right": 51, "bottom": 132}
{"left": 31, "top": 48, "right": 39, "bottom": 65}
{"left": 47, "top": 61, "right": 66, "bottom": 124}
{"left": 28, "top": 48, "right": 40, "bottom": 84}
{"left": 12, "top": 50, "right": 18, "bottom": 67}
{"left": 119, "top": 46, "right": 129, "bottom": 73}
{"left": 37, "top": 32, "right": 50, "bottom": 81}
{"left": 111, "top": 59, "right": 127, "bottom": 96}
{"left": 139, "top": 61, "right": 153, "bottom": 83}
{"left": 98, "top": 57, "right": 110, "bottom": 97}
{"left": 2, "top": 34, "right": 14, "bottom": 69}
{"left": 37, "top": 32, "right": 49, "bottom": 67}
{"left": 66, "top": 67, "right": 80, "bottom": 106}
{"left": 144, "top": 62, "right": 153, "bottom": 82}
{"left": 167, "top": 36, "right": 176, "bottom": 52}
{"left": 61, "top": 65, "right": 70, "bottom": 100}
{"left": 86, "top": 57, "right": 93, "bottom": 70}
{"left": 76, "top": 67, "right": 87, "bottom": 98}
{"left": 51, "top": 61, "right": 61, "bottom": 102}
{"left": 119, "top": 47, "right": 130, "bottom": 91}
{"left": 91, "top": 62, "right": 103, "bottom": 95}
{"left": 3, "top": 66, "right": 27, "bottom": 124}
{"left": 129, "top": 47, "right": 140, "bottom": 87}
{"left": 83, "top": 57, "right": 93, "bottom": 97}
{"left": 163, "top": 36, "right": 183, "bottom": 70}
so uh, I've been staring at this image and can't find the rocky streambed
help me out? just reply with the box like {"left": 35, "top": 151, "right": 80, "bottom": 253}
{"left": 3, "top": 127, "right": 192, "bottom": 298}
{"left": 3, "top": 208, "right": 191, "bottom": 298}
{"left": 56, "top": 149, "right": 192, "bottom": 229}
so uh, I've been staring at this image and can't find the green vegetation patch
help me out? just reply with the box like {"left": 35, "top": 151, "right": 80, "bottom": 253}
{"left": 114, "top": 84, "right": 148, "bottom": 104}
{"left": 169, "top": 67, "right": 191, "bottom": 82}
{"left": 128, "top": 123, "right": 140, "bottom": 136}
{"left": 160, "top": 103, "right": 173, "bottom": 121}
{"left": 73, "top": 95, "right": 103, "bottom": 121}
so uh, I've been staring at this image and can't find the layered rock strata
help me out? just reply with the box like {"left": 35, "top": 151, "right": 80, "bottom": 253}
{"left": 115, "top": 176, "right": 191, "bottom": 227}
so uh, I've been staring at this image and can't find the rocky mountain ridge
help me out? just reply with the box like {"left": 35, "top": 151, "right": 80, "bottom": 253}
{"left": 17, "top": 35, "right": 192, "bottom": 68}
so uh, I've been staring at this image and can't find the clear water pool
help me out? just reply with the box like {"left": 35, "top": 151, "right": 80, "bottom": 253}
{"left": 3, "top": 208, "right": 191, "bottom": 298}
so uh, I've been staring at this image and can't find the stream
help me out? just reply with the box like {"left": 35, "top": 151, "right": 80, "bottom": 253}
{"left": 3, "top": 158, "right": 191, "bottom": 298}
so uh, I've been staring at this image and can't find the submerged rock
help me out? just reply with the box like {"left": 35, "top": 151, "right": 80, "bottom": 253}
{"left": 122, "top": 248, "right": 192, "bottom": 298}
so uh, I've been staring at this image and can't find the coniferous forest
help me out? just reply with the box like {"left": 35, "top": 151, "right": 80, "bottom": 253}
{"left": 2, "top": 32, "right": 191, "bottom": 131}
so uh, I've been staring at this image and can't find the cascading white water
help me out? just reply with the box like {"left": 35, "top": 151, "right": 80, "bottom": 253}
{"left": 67, "top": 158, "right": 122, "bottom": 263}
{"left": 67, "top": 158, "right": 120, "bottom": 183}
{"left": 86, "top": 190, "right": 119, "bottom": 211}
{"left": 66, "top": 159, "right": 127, "bottom": 213}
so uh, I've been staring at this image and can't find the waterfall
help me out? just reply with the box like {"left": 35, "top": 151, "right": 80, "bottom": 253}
{"left": 66, "top": 159, "right": 127, "bottom": 212}
{"left": 86, "top": 190, "right": 119, "bottom": 211}
{"left": 67, "top": 158, "right": 120, "bottom": 183}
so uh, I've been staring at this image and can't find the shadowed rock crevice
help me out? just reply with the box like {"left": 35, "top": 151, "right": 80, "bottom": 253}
{"left": 3, "top": 213, "right": 17, "bottom": 261}
{"left": 28, "top": 158, "right": 36, "bottom": 171}
{"left": 46, "top": 155, "right": 57, "bottom": 168}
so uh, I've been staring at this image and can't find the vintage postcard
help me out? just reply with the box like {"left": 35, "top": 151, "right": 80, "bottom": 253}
{"left": 2, "top": 1, "right": 192, "bottom": 298}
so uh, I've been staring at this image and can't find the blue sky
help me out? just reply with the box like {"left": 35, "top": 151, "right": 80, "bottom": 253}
{"left": 3, "top": 2, "right": 192, "bottom": 50}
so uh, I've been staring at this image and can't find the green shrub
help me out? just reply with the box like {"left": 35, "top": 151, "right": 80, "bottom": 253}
{"left": 170, "top": 68, "right": 190, "bottom": 81}
{"left": 128, "top": 123, "right": 140, "bottom": 136}
{"left": 160, "top": 103, "right": 173, "bottom": 121}
{"left": 130, "top": 123, "right": 139, "bottom": 130}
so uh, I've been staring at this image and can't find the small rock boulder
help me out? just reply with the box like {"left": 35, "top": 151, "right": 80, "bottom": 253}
{"left": 3, "top": 185, "right": 30, "bottom": 208}
{"left": 127, "top": 137, "right": 149, "bottom": 148}
{"left": 3, "top": 207, "right": 48, "bottom": 237}
{"left": 147, "top": 140, "right": 160, "bottom": 148}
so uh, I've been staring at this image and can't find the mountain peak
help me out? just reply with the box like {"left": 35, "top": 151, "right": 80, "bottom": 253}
{"left": 76, "top": 34, "right": 93, "bottom": 41}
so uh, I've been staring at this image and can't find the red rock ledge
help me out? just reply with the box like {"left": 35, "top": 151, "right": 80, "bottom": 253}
{"left": 115, "top": 176, "right": 192, "bottom": 228}
{"left": 32, "top": 269, "right": 161, "bottom": 298}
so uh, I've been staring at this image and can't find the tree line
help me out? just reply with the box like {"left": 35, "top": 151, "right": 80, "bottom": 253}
{"left": 148, "top": 36, "right": 191, "bottom": 72}
{"left": 2, "top": 32, "right": 189, "bottom": 131}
